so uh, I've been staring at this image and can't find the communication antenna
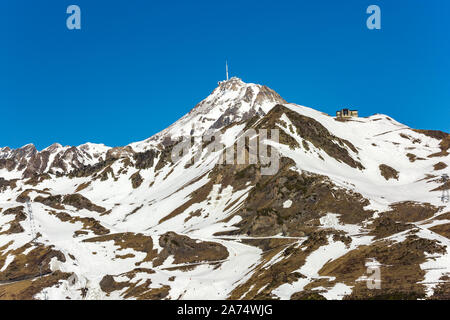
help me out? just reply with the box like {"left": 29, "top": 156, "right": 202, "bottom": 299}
{"left": 26, "top": 200, "right": 37, "bottom": 242}
{"left": 226, "top": 60, "right": 229, "bottom": 81}
{"left": 442, "top": 174, "right": 449, "bottom": 203}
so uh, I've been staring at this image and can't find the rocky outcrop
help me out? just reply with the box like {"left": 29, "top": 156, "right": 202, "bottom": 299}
{"left": 153, "top": 232, "right": 229, "bottom": 267}
{"left": 379, "top": 164, "right": 399, "bottom": 180}
{"left": 0, "top": 143, "right": 110, "bottom": 178}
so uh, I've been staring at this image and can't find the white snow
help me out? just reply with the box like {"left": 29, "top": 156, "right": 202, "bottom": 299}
{"left": 282, "top": 200, "right": 292, "bottom": 208}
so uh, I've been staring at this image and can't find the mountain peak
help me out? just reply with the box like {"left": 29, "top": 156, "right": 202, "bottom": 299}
{"left": 133, "top": 79, "right": 286, "bottom": 149}
{"left": 44, "top": 143, "right": 64, "bottom": 153}
{"left": 217, "top": 77, "right": 246, "bottom": 90}
{"left": 199, "top": 78, "right": 286, "bottom": 115}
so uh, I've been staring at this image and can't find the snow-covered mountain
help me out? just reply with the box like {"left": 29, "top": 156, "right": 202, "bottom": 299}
{"left": 130, "top": 77, "right": 286, "bottom": 151}
{"left": 0, "top": 143, "right": 110, "bottom": 179}
{"left": 0, "top": 78, "right": 449, "bottom": 300}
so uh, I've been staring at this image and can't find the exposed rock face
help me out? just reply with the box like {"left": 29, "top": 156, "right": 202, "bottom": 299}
{"left": 99, "top": 275, "right": 127, "bottom": 294}
{"left": 0, "top": 143, "right": 110, "bottom": 178}
{"left": 0, "top": 144, "right": 38, "bottom": 176}
{"left": 0, "top": 243, "right": 66, "bottom": 282}
{"left": 1, "top": 206, "right": 27, "bottom": 235}
{"left": 34, "top": 193, "right": 106, "bottom": 213}
{"left": 154, "top": 232, "right": 229, "bottom": 266}
{"left": 379, "top": 164, "right": 399, "bottom": 180}
{"left": 257, "top": 105, "right": 364, "bottom": 169}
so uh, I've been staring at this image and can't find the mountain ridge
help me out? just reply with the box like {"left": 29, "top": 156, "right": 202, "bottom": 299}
{"left": 1, "top": 78, "right": 430, "bottom": 179}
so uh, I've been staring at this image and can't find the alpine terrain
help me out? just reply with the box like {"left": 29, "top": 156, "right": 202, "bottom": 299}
{"left": 0, "top": 77, "right": 449, "bottom": 300}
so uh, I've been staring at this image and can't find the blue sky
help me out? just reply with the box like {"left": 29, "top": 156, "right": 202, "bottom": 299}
{"left": 1, "top": 0, "right": 449, "bottom": 150}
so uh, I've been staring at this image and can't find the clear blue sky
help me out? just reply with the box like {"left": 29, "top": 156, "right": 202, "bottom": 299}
{"left": 1, "top": 0, "right": 449, "bottom": 150}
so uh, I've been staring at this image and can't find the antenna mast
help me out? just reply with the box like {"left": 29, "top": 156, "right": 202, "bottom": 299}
{"left": 226, "top": 60, "right": 229, "bottom": 81}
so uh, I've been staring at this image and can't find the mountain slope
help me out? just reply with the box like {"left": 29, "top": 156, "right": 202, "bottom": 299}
{"left": 0, "top": 79, "right": 449, "bottom": 300}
